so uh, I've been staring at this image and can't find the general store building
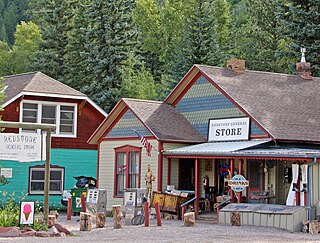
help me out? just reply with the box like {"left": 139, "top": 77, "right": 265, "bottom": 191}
{"left": 89, "top": 60, "right": 320, "bottom": 220}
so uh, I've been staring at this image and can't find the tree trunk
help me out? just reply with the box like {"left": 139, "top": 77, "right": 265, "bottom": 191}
{"left": 80, "top": 212, "right": 92, "bottom": 231}
{"left": 96, "top": 212, "right": 106, "bottom": 228}
{"left": 230, "top": 212, "right": 241, "bottom": 226}
{"left": 183, "top": 212, "right": 195, "bottom": 227}
{"left": 113, "top": 205, "right": 123, "bottom": 229}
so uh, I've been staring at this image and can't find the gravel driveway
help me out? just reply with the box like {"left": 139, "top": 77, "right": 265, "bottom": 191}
{"left": 2, "top": 213, "right": 320, "bottom": 242}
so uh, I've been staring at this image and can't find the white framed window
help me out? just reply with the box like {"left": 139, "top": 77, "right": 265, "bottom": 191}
{"left": 20, "top": 101, "right": 77, "bottom": 137}
{"left": 29, "top": 166, "right": 64, "bottom": 195}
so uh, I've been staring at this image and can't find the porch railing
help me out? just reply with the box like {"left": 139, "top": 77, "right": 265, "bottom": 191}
{"left": 180, "top": 197, "right": 196, "bottom": 220}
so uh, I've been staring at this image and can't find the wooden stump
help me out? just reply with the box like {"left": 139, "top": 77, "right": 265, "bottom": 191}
{"left": 183, "top": 212, "right": 195, "bottom": 227}
{"left": 309, "top": 220, "right": 319, "bottom": 234}
{"left": 96, "top": 212, "right": 106, "bottom": 228}
{"left": 80, "top": 212, "right": 92, "bottom": 231}
{"left": 230, "top": 212, "right": 241, "bottom": 226}
{"left": 47, "top": 215, "right": 56, "bottom": 228}
{"left": 49, "top": 210, "right": 59, "bottom": 219}
{"left": 301, "top": 220, "right": 309, "bottom": 233}
{"left": 112, "top": 205, "right": 123, "bottom": 229}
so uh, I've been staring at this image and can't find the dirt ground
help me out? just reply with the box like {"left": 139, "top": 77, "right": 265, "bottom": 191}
{"left": 2, "top": 212, "right": 320, "bottom": 243}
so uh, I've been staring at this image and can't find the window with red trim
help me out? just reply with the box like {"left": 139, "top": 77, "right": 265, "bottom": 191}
{"left": 114, "top": 146, "right": 141, "bottom": 196}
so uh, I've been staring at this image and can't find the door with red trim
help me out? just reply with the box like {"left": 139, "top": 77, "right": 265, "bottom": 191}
{"left": 179, "top": 159, "right": 195, "bottom": 190}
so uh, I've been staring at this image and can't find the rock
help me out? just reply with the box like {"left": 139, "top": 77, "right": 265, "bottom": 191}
{"left": 50, "top": 210, "right": 59, "bottom": 219}
{"left": 35, "top": 231, "right": 55, "bottom": 237}
{"left": 21, "top": 227, "right": 36, "bottom": 232}
{"left": 20, "top": 231, "right": 36, "bottom": 237}
{"left": 49, "top": 226, "right": 59, "bottom": 234}
{"left": 54, "top": 223, "right": 71, "bottom": 235}
{"left": 56, "top": 232, "right": 66, "bottom": 237}
{"left": 0, "top": 227, "right": 20, "bottom": 237}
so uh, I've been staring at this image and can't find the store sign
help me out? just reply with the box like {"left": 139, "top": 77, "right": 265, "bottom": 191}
{"left": 228, "top": 175, "right": 249, "bottom": 192}
{"left": 208, "top": 117, "right": 250, "bottom": 142}
{"left": 0, "top": 133, "right": 45, "bottom": 162}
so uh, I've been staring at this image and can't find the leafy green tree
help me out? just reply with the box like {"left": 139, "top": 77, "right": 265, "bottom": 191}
{"left": 279, "top": 0, "right": 320, "bottom": 76}
{"left": 120, "top": 53, "right": 157, "bottom": 100}
{"left": 0, "top": 40, "right": 11, "bottom": 76}
{"left": 10, "top": 21, "right": 41, "bottom": 74}
{"left": 82, "top": 0, "right": 138, "bottom": 112}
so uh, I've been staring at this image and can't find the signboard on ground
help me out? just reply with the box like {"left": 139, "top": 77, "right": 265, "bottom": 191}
{"left": 0, "top": 133, "right": 46, "bottom": 162}
{"left": 1, "top": 168, "right": 12, "bottom": 178}
{"left": 208, "top": 117, "right": 250, "bottom": 141}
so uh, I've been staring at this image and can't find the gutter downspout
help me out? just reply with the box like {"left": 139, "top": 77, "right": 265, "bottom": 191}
{"left": 308, "top": 157, "right": 317, "bottom": 221}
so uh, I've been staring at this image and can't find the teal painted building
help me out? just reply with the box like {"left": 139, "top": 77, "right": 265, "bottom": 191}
{"left": 0, "top": 72, "right": 107, "bottom": 208}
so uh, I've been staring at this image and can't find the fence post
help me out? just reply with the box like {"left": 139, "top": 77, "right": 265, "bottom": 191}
{"left": 67, "top": 198, "right": 72, "bottom": 220}
{"left": 155, "top": 203, "right": 162, "bottom": 226}
{"left": 144, "top": 202, "right": 150, "bottom": 227}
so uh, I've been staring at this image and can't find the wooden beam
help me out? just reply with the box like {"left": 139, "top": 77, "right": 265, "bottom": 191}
{"left": 195, "top": 158, "right": 199, "bottom": 218}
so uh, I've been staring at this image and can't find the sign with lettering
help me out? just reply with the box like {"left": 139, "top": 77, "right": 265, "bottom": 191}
{"left": 1, "top": 168, "right": 12, "bottom": 178}
{"left": 228, "top": 175, "right": 249, "bottom": 192}
{"left": 0, "top": 133, "right": 46, "bottom": 162}
{"left": 208, "top": 117, "right": 250, "bottom": 141}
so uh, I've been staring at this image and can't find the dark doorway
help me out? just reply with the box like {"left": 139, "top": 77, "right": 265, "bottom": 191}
{"left": 248, "top": 160, "right": 264, "bottom": 202}
{"left": 179, "top": 159, "right": 195, "bottom": 190}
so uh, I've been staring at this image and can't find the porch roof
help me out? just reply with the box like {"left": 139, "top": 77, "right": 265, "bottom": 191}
{"left": 164, "top": 139, "right": 320, "bottom": 159}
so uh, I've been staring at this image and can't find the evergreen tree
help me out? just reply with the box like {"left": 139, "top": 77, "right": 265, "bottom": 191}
{"left": 64, "top": 0, "right": 91, "bottom": 91}
{"left": 168, "top": 0, "right": 225, "bottom": 87}
{"left": 82, "top": 0, "right": 138, "bottom": 112}
{"left": 0, "top": 0, "right": 29, "bottom": 46}
{"left": 279, "top": 0, "right": 320, "bottom": 76}
{"left": 29, "top": 0, "right": 74, "bottom": 82}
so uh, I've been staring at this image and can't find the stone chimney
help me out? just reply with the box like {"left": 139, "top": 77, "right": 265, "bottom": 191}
{"left": 227, "top": 59, "right": 245, "bottom": 74}
{"left": 296, "top": 47, "right": 312, "bottom": 80}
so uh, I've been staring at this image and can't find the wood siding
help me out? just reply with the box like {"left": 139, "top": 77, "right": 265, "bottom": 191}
{"left": 98, "top": 139, "right": 158, "bottom": 210}
{"left": 1, "top": 96, "right": 105, "bottom": 150}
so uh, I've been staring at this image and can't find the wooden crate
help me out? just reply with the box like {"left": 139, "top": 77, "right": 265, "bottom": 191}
{"left": 151, "top": 191, "right": 165, "bottom": 208}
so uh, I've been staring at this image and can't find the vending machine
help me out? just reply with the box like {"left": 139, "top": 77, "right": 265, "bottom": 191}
{"left": 123, "top": 188, "right": 147, "bottom": 225}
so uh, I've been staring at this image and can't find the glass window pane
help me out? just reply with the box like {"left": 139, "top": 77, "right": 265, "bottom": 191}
{"left": 60, "top": 106, "right": 74, "bottom": 135}
{"left": 31, "top": 182, "right": 44, "bottom": 191}
{"left": 50, "top": 170, "right": 62, "bottom": 180}
{"left": 61, "top": 106, "right": 74, "bottom": 111}
{"left": 42, "top": 105, "right": 56, "bottom": 124}
{"left": 23, "top": 103, "right": 37, "bottom": 110}
{"left": 32, "top": 170, "right": 45, "bottom": 180}
{"left": 50, "top": 182, "right": 61, "bottom": 191}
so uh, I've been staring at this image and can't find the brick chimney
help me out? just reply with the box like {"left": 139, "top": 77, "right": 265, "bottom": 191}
{"left": 227, "top": 59, "right": 245, "bottom": 74}
{"left": 296, "top": 47, "right": 312, "bottom": 80}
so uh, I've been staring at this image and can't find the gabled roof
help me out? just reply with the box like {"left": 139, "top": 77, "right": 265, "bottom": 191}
{"left": 123, "top": 98, "right": 205, "bottom": 142}
{"left": 167, "top": 64, "right": 320, "bottom": 143}
{"left": 1, "top": 71, "right": 107, "bottom": 117}
{"left": 88, "top": 98, "right": 205, "bottom": 144}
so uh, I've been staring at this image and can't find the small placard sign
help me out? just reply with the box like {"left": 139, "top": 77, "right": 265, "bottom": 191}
{"left": 20, "top": 201, "right": 35, "bottom": 225}
{"left": 1, "top": 168, "right": 12, "bottom": 178}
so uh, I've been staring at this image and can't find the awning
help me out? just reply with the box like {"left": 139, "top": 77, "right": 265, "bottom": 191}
{"left": 164, "top": 139, "right": 272, "bottom": 156}
{"left": 164, "top": 139, "right": 320, "bottom": 159}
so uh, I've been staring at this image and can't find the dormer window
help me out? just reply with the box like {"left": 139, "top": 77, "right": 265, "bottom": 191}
{"left": 20, "top": 101, "right": 77, "bottom": 137}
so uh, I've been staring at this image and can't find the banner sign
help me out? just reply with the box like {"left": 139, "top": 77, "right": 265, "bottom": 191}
{"left": 0, "top": 133, "right": 46, "bottom": 162}
{"left": 208, "top": 117, "right": 250, "bottom": 142}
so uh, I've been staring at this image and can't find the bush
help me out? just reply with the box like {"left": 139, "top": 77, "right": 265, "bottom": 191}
{"left": 0, "top": 191, "right": 21, "bottom": 227}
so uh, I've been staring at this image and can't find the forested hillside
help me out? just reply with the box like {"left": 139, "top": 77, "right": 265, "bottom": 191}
{"left": 0, "top": 0, "right": 319, "bottom": 112}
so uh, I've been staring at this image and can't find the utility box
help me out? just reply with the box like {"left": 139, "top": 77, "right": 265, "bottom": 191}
{"left": 86, "top": 189, "right": 107, "bottom": 215}
{"left": 71, "top": 188, "right": 87, "bottom": 213}
{"left": 123, "top": 188, "right": 147, "bottom": 226}
{"left": 123, "top": 188, "right": 147, "bottom": 207}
